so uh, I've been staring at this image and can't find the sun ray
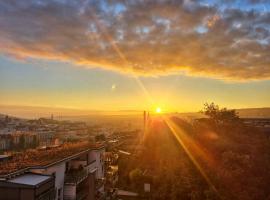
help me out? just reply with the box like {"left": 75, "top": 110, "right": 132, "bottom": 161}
{"left": 90, "top": 9, "right": 220, "bottom": 198}
{"left": 90, "top": 11, "right": 154, "bottom": 106}
{"left": 163, "top": 115, "right": 220, "bottom": 197}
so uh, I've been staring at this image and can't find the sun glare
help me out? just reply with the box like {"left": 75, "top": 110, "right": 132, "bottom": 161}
{"left": 156, "top": 107, "right": 162, "bottom": 113}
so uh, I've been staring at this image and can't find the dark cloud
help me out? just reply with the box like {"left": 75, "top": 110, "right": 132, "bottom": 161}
{"left": 0, "top": 0, "right": 269, "bottom": 80}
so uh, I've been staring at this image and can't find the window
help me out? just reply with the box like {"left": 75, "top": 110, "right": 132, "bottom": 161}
{"left": 65, "top": 162, "right": 69, "bottom": 173}
{"left": 57, "top": 188, "right": 62, "bottom": 200}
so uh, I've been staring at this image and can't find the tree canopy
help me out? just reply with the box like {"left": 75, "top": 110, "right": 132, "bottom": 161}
{"left": 202, "top": 102, "right": 239, "bottom": 124}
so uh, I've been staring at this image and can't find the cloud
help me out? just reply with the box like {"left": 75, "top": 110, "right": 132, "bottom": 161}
{"left": 0, "top": 0, "right": 270, "bottom": 80}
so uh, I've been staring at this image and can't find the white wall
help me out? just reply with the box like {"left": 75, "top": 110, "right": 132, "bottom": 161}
{"left": 63, "top": 185, "right": 76, "bottom": 200}
{"left": 30, "top": 162, "right": 66, "bottom": 200}
{"left": 28, "top": 148, "right": 105, "bottom": 199}
{"left": 70, "top": 160, "right": 87, "bottom": 169}
{"left": 89, "top": 148, "right": 105, "bottom": 180}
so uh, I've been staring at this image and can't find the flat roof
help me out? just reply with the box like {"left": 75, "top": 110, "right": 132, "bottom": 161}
{"left": 0, "top": 155, "right": 10, "bottom": 159}
{"left": 8, "top": 174, "right": 51, "bottom": 186}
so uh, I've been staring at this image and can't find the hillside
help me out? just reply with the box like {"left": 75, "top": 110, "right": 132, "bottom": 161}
{"left": 236, "top": 107, "right": 270, "bottom": 118}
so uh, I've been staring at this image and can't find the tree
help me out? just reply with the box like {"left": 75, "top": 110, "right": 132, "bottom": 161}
{"left": 19, "top": 135, "right": 25, "bottom": 150}
{"left": 32, "top": 135, "right": 38, "bottom": 148}
{"left": 204, "top": 187, "right": 220, "bottom": 200}
{"left": 95, "top": 134, "right": 106, "bottom": 142}
{"left": 129, "top": 168, "right": 144, "bottom": 185}
{"left": 202, "top": 102, "right": 239, "bottom": 125}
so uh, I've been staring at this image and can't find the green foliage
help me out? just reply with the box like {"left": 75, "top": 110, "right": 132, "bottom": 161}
{"left": 204, "top": 188, "right": 219, "bottom": 200}
{"left": 32, "top": 135, "right": 38, "bottom": 148}
{"left": 202, "top": 102, "right": 239, "bottom": 124}
{"left": 129, "top": 168, "right": 143, "bottom": 184}
{"left": 19, "top": 135, "right": 25, "bottom": 149}
{"left": 117, "top": 109, "right": 270, "bottom": 200}
{"left": 190, "top": 190, "right": 201, "bottom": 200}
{"left": 95, "top": 134, "right": 106, "bottom": 142}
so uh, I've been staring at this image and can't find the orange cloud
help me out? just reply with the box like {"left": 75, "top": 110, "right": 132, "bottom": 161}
{"left": 207, "top": 14, "right": 220, "bottom": 27}
{"left": 0, "top": 0, "right": 270, "bottom": 80}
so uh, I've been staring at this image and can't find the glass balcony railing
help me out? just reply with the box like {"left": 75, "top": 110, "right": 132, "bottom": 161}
{"left": 65, "top": 169, "right": 88, "bottom": 185}
{"left": 37, "top": 188, "right": 56, "bottom": 200}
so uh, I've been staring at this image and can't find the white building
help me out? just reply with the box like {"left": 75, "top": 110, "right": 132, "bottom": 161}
{"left": 0, "top": 145, "right": 106, "bottom": 200}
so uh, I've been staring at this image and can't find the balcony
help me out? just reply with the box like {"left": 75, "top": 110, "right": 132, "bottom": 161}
{"left": 86, "top": 159, "right": 96, "bottom": 173}
{"left": 95, "top": 178, "right": 105, "bottom": 190}
{"left": 106, "top": 165, "right": 118, "bottom": 187}
{"left": 76, "top": 190, "right": 88, "bottom": 200}
{"left": 37, "top": 188, "right": 56, "bottom": 200}
{"left": 95, "top": 191, "right": 106, "bottom": 200}
{"left": 107, "top": 188, "right": 118, "bottom": 200}
{"left": 65, "top": 169, "right": 88, "bottom": 185}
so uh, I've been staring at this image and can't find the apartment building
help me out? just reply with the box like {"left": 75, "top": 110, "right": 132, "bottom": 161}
{"left": 0, "top": 131, "right": 55, "bottom": 151}
{"left": 0, "top": 143, "right": 105, "bottom": 200}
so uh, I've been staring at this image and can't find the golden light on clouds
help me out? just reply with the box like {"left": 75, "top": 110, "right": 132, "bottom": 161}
{"left": 0, "top": 1, "right": 269, "bottom": 80}
{"left": 206, "top": 14, "right": 220, "bottom": 28}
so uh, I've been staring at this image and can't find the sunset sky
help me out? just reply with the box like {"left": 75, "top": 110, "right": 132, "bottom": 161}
{"left": 0, "top": 0, "right": 270, "bottom": 115}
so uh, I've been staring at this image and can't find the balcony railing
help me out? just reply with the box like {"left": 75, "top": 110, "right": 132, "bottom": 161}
{"left": 95, "top": 178, "right": 105, "bottom": 190}
{"left": 76, "top": 190, "right": 88, "bottom": 200}
{"left": 37, "top": 187, "right": 56, "bottom": 200}
{"left": 86, "top": 160, "right": 96, "bottom": 173}
{"left": 95, "top": 191, "right": 106, "bottom": 200}
{"left": 65, "top": 169, "right": 88, "bottom": 185}
{"left": 107, "top": 188, "right": 118, "bottom": 200}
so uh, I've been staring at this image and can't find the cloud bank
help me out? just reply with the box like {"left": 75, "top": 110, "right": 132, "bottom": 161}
{"left": 0, "top": 0, "right": 270, "bottom": 80}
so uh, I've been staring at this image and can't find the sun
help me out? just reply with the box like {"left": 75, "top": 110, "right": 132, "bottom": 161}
{"left": 156, "top": 107, "right": 162, "bottom": 113}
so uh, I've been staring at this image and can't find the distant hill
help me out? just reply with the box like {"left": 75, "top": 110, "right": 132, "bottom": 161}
{"left": 0, "top": 113, "right": 24, "bottom": 121}
{"left": 0, "top": 105, "right": 143, "bottom": 119}
{"left": 172, "top": 107, "right": 270, "bottom": 120}
{"left": 1, "top": 105, "right": 270, "bottom": 120}
{"left": 236, "top": 107, "right": 270, "bottom": 118}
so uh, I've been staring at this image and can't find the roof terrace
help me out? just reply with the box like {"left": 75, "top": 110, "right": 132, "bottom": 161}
{"left": 0, "top": 142, "right": 104, "bottom": 176}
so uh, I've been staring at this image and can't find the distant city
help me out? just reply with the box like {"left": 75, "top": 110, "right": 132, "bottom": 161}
{"left": 0, "top": 111, "right": 144, "bottom": 200}
{"left": 1, "top": 109, "right": 270, "bottom": 199}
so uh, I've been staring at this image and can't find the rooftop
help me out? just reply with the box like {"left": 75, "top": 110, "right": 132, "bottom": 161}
{"left": 7, "top": 173, "right": 51, "bottom": 186}
{"left": 0, "top": 142, "right": 104, "bottom": 176}
{"left": 0, "top": 155, "right": 11, "bottom": 159}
